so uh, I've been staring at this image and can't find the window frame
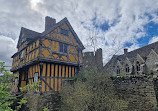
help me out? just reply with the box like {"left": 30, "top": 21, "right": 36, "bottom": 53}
{"left": 136, "top": 61, "right": 141, "bottom": 72}
{"left": 59, "top": 43, "right": 68, "bottom": 54}
{"left": 116, "top": 66, "right": 120, "bottom": 75}
{"left": 20, "top": 50, "right": 25, "bottom": 59}
{"left": 34, "top": 72, "right": 38, "bottom": 83}
{"left": 125, "top": 64, "right": 130, "bottom": 73}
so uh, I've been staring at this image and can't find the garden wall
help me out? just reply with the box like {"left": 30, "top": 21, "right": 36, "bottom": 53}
{"left": 112, "top": 76, "right": 157, "bottom": 111}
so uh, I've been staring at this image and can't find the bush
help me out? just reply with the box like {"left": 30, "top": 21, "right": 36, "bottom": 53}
{"left": 61, "top": 69, "right": 128, "bottom": 111}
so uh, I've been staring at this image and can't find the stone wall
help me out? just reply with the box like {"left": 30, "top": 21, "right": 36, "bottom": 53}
{"left": 111, "top": 76, "right": 157, "bottom": 111}
{"left": 83, "top": 48, "right": 103, "bottom": 70}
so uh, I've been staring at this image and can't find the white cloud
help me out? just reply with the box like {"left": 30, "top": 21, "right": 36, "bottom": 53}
{"left": 1, "top": 0, "right": 158, "bottom": 65}
{"left": 0, "top": 35, "right": 17, "bottom": 56}
{"left": 149, "top": 36, "right": 158, "bottom": 44}
{"left": 0, "top": 35, "right": 17, "bottom": 66}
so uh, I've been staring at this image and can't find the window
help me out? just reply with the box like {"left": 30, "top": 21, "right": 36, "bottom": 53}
{"left": 34, "top": 73, "right": 38, "bottom": 83}
{"left": 60, "top": 28, "right": 69, "bottom": 36}
{"left": 125, "top": 64, "right": 130, "bottom": 73}
{"left": 59, "top": 43, "right": 68, "bottom": 53}
{"left": 21, "top": 34, "right": 25, "bottom": 43}
{"left": 20, "top": 50, "right": 24, "bottom": 59}
{"left": 116, "top": 66, "right": 120, "bottom": 75}
{"left": 136, "top": 61, "right": 140, "bottom": 71}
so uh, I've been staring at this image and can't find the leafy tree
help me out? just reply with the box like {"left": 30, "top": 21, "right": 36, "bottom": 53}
{"left": 0, "top": 62, "right": 15, "bottom": 110}
{"left": 61, "top": 69, "right": 128, "bottom": 111}
{"left": 21, "top": 81, "right": 40, "bottom": 92}
{"left": 0, "top": 62, "right": 28, "bottom": 111}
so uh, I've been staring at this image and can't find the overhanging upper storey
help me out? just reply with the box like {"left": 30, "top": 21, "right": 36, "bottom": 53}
{"left": 11, "top": 16, "right": 85, "bottom": 72}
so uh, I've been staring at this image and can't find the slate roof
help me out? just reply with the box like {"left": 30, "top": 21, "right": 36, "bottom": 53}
{"left": 104, "top": 41, "right": 158, "bottom": 68}
{"left": 17, "top": 27, "right": 41, "bottom": 48}
{"left": 17, "top": 17, "right": 85, "bottom": 50}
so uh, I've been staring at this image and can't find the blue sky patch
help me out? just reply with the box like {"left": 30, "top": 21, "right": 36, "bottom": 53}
{"left": 137, "top": 21, "right": 158, "bottom": 47}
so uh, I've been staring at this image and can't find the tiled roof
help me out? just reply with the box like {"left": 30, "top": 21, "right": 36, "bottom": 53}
{"left": 17, "top": 17, "right": 85, "bottom": 49}
{"left": 17, "top": 27, "right": 41, "bottom": 48}
{"left": 104, "top": 41, "right": 158, "bottom": 68}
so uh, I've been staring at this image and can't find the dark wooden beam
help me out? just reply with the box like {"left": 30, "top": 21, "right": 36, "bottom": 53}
{"left": 40, "top": 77, "right": 53, "bottom": 91}
{"left": 39, "top": 62, "right": 43, "bottom": 92}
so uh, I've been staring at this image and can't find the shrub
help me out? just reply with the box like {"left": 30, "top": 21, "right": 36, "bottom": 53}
{"left": 61, "top": 69, "right": 128, "bottom": 111}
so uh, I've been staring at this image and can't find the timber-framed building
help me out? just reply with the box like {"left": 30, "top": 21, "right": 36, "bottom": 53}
{"left": 11, "top": 16, "right": 85, "bottom": 92}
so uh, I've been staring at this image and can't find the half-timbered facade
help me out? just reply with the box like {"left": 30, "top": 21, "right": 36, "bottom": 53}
{"left": 11, "top": 16, "right": 85, "bottom": 92}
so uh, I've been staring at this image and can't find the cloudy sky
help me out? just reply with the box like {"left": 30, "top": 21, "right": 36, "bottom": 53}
{"left": 1, "top": 0, "right": 158, "bottom": 66}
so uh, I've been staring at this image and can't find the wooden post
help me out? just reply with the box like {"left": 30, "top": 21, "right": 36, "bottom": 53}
{"left": 39, "top": 62, "right": 43, "bottom": 92}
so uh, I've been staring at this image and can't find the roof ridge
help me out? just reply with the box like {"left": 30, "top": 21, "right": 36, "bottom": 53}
{"left": 120, "top": 41, "right": 158, "bottom": 56}
{"left": 21, "top": 27, "right": 41, "bottom": 34}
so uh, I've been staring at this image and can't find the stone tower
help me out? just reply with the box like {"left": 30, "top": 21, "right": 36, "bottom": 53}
{"left": 83, "top": 48, "right": 103, "bottom": 70}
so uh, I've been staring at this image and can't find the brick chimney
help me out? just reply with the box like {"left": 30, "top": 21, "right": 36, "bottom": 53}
{"left": 45, "top": 16, "right": 56, "bottom": 31}
{"left": 124, "top": 48, "right": 128, "bottom": 54}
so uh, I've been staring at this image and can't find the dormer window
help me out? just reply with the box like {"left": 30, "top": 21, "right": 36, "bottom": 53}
{"left": 136, "top": 61, "right": 140, "bottom": 71}
{"left": 59, "top": 43, "right": 68, "bottom": 53}
{"left": 116, "top": 66, "right": 120, "bottom": 75}
{"left": 60, "top": 28, "right": 69, "bottom": 36}
{"left": 125, "top": 64, "right": 130, "bottom": 73}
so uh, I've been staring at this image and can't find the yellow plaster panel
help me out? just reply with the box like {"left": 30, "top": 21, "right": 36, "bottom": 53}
{"left": 51, "top": 64, "right": 54, "bottom": 77}
{"left": 43, "top": 63, "right": 46, "bottom": 76}
{"left": 69, "top": 66, "right": 71, "bottom": 78}
{"left": 53, "top": 54, "right": 58, "bottom": 60}
{"left": 47, "top": 64, "right": 50, "bottom": 77}
{"left": 58, "top": 78, "right": 61, "bottom": 91}
{"left": 42, "top": 78, "right": 45, "bottom": 92}
{"left": 42, "top": 49, "right": 50, "bottom": 58}
{"left": 59, "top": 65, "right": 61, "bottom": 77}
{"left": 51, "top": 78, "right": 53, "bottom": 89}
{"left": 55, "top": 64, "right": 58, "bottom": 77}
{"left": 55, "top": 78, "right": 57, "bottom": 91}
{"left": 72, "top": 66, "right": 74, "bottom": 77}
{"left": 62, "top": 65, "right": 65, "bottom": 77}
{"left": 69, "top": 55, "right": 75, "bottom": 62}
{"left": 43, "top": 39, "right": 51, "bottom": 48}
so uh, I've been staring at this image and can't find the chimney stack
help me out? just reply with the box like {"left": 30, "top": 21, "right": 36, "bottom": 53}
{"left": 124, "top": 48, "right": 128, "bottom": 54}
{"left": 45, "top": 16, "right": 56, "bottom": 31}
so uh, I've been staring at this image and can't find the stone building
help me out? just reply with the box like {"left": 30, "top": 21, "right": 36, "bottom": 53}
{"left": 104, "top": 41, "right": 158, "bottom": 77}
{"left": 82, "top": 48, "right": 103, "bottom": 70}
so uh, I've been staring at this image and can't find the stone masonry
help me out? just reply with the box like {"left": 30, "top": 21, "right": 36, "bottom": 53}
{"left": 82, "top": 48, "right": 103, "bottom": 70}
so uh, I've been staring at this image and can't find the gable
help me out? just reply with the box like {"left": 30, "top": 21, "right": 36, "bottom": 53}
{"left": 17, "top": 27, "right": 40, "bottom": 48}
{"left": 146, "top": 50, "right": 158, "bottom": 73}
{"left": 123, "top": 57, "right": 132, "bottom": 67}
{"left": 136, "top": 54, "right": 145, "bottom": 63}
{"left": 42, "top": 18, "right": 85, "bottom": 50}
{"left": 116, "top": 60, "right": 122, "bottom": 68}
{"left": 147, "top": 49, "right": 158, "bottom": 58}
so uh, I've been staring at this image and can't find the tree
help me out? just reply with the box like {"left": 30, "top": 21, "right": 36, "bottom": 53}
{"left": 0, "top": 62, "right": 27, "bottom": 111}
{"left": 0, "top": 62, "right": 14, "bottom": 110}
{"left": 61, "top": 69, "right": 128, "bottom": 111}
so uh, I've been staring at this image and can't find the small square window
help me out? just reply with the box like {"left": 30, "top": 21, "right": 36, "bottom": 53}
{"left": 59, "top": 43, "right": 68, "bottom": 53}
